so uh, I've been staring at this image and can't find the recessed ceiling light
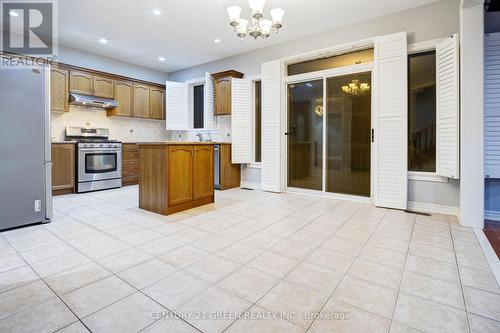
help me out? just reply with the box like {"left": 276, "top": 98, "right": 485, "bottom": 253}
{"left": 9, "top": 10, "right": 19, "bottom": 17}
{"left": 214, "top": 39, "right": 221, "bottom": 43}
{"left": 98, "top": 38, "right": 108, "bottom": 45}
{"left": 158, "top": 57, "right": 166, "bottom": 62}
{"left": 153, "top": 9, "right": 161, "bottom": 15}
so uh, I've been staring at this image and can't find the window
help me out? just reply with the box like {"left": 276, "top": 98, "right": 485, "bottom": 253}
{"left": 287, "top": 49, "right": 374, "bottom": 76}
{"left": 193, "top": 84, "right": 204, "bottom": 129}
{"left": 408, "top": 51, "right": 436, "bottom": 172}
{"left": 254, "top": 80, "right": 262, "bottom": 163}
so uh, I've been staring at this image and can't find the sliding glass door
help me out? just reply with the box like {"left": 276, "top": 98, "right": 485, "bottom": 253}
{"left": 286, "top": 71, "right": 372, "bottom": 197}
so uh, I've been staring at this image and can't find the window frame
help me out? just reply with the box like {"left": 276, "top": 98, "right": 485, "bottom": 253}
{"left": 186, "top": 77, "right": 211, "bottom": 131}
{"left": 407, "top": 39, "right": 448, "bottom": 183}
{"left": 246, "top": 74, "right": 262, "bottom": 168}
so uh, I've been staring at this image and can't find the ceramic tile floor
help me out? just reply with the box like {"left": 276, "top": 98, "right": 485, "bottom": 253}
{"left": 1, "top": 185, "right": 500, "bottom": 333}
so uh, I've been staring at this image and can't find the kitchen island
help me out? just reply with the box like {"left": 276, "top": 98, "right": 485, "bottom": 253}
{"left": 138, "top": 142, "right": 215, "bottom": 215}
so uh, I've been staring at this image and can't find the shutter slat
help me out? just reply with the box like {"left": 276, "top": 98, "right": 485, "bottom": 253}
{"left": 485, "top": 33, "right": 500, "bottom": 178}
{"left": 231, "top": 78, "right": 253, "bottom": 163}
{"left": 165, "top": 81, "right": 188, "bottom": 130}
{"left": 204, "top": 72, "right": 215, "bottom": 129}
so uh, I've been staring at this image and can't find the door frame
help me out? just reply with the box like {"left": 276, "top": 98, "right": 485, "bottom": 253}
{"left": 283, "top": 62, "right": 375, "bottom": 202}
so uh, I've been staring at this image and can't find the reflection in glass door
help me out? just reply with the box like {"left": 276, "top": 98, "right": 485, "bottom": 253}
{"left": 326, "top": 72, "right": 371, "bottom": 196}
{"left": 287, "top": 80, "right": 323, "bottom": 190}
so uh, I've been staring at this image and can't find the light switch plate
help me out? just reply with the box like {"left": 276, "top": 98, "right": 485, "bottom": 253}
{"left": 34, "top": 200, "right": 41, "bottom": 212}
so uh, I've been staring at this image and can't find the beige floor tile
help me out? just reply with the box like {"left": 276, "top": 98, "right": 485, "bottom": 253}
{"left": 159, "top": 245, "right": 209, "bottom": 268}
{"left": 455, "top": 251, "right": 490, "bottom": 270}
{"left": 216, "top": 242, "right": 264, "bottom": 264}
{"left": 453, "top": 238, "right": 484, "bottom": 255}
{"left": 468, "top": 313, "right": 500, "bottom": 333}
{"left": 0, "top": 265, "right": 39, "bottom": 294}
{"left": 170, "top": 227, "right": 209, "bottom": 243}
{"left": 411, "top": 232, "right": 453, "bottom": 250}
{"left": 30, "top": 251, "right": 92, "bottom": 278}
{"left": 185, "top": 255, "right": 240, "bottom": 283}
{"left": 120, "top": 230, "right": 164, "bottom": 246}
{"left": 97, "top": 248, "right": 152, "bottom": 273}
{"left": 19, "top": 241, "right": 75, "bottom": 264}
{"left": 217, "top": 266, "right": 279, "bottom": 303}
{"left": 404, "top": 255, "right": 459, "bottom": 283}
{"left": 320, "top": 237, "right": 364, "bottom": 256}
{"left": 0, "top": 280, "right": 55, "bottom": 319}
{"left": 57, "top": 321, "right": 90, "bottom": 333}
{"left": 217, "top": 226, "right": 255, "bottom": 241}
{"left": 176, "top": 286, "right": 251, "bottom": 333}
{"left": 118, "top": 259, "right": 178, "bottom": 289}
{"left": 257, "top": 280, "right": 329, "bottom": 328}
{"left": 80, "top": 239, "right": 131, "bottom": 260}
{"left": 61, "top": 275, "right": 135, "bottom": 318}
{"left": 141, "top": 317, "right": 199, "bottom": 333}
{"left": 306, "top": 248, "right": 356, "bottom": 274}
{"left": 393, "top": 293, "right": 468, "bottom": 333}
{"left": 270, "top": 238, "right": 318, "bottom": 260}
{"left": 82, "top": 292, "right": 164, "bottom": 333}
{"left": 247, "top": 251, "right": 298, "bottom": 278}
{"left": 367, "top": 234, "right": 410, "bottom": 253}
{"left": 191, "top": 235, "right": 234, "bottom": 253}
{"left": 152, "top": 222, "right": 189, "bottom": 236}
{"left": 464, "top": 286, "right": 500, "bottom": 321}
{"left": 44, "top": 262, "right": 112, "bottom": 295}
{"left": 104, "top": 224, "right": 144, "bottom": 238}
{"left": 226, "top": 306, "right": 305, "bottom": 333}
{"left": 136, "top": 237, "right": 185, "bottom": 256}
{"left": 309, "top": 298, "right": 390, "bottom": 333}
{"left": 241, "top": 232, "right": 283, "bottom": 250}
{"left": 0, "top": 254, "right": 26, "bottom": 274}
{"left": 359, "top": 245, "right": 406, "bottom": 269}
{"left": 287, "top": 229, "right": 328, "bottom": 246}
{"left": 459, "top": 266, "right": 500, "bottom": 295}
{"left": 334, "top": 226, "right": 373, "bottom": 244}
{"left": 0, "top": 298, "right": 76, "bottom": 333}
{"left": 389, "top": 321, "right": 422, "bottom": 333}
{"left": 284, "top": 262, "right": 343, "bottom": 294}
{"left": 348, "top": 258, "right": 402, "bottom": 289}
{"left": 401, "top": 270, "right": 464, "bottom": 309}
{"left": 408, "top": 243, "right": 455, "bottom": 264}
{"left": 142, "top": 271, "right": 210, "bottom": 310}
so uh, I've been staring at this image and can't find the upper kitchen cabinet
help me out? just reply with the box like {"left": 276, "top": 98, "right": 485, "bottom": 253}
{"left": 69, "top": 71, "right": 93, "bottom": 95}
{"left": 93, "top": 75, "right": 114, "bottom": 98}
{"left": 50, "top": 68, "right": 69, "bottom": 113}
{"left": 211, "top": 70, "right": 244, "bottom": 116}
{"left": 149, "top": 86, "right": 165, "bottom": 120}
{"left": 133, "top": 83, "right": 150, "bottom": 118}
{"left": 107, "top": 80, "right": 133, "bottom": 117}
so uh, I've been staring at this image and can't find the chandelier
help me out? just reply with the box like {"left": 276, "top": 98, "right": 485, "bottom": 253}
{"left": 226, "top": 1, "right": 285, "bottom": 40}
{"left": 341, "top": 80, "right": 370, "bottom": 96}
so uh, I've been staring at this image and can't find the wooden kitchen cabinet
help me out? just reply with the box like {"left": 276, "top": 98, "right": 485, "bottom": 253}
{"left": 122, "top": 143, "right": 139, "bottom": 186}
{"left": 139, "top": 143, "right": 214, "bottom": 215}
{"left": 93, "top": 75, "right": 114, "bottom": 98}
{"left": 107, "top": 80, "right": 133, "bottom": 117}
{"left": 133, "top": 83, "right": 150, "bottom": 118}
{"left": 51, "top": 143, "right": 75, "bottom": 195}
{"left": 219, "top": 143, "right": 241, "bottom": 190}
{"left": 70, "top": 71, "right": 94, "bottom": 95}
{"left": 149, "top": 86, "right": 165, "bottom": 120}
{"left": 50, "top": 68, "right": 69, "bottom": 113}
{"left": 211, "top": 70, "right": 244, "bottom": 116}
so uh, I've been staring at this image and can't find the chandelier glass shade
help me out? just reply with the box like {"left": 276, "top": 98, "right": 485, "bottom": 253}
{"left": 341, "top": 80, "right": 371, "bottom": 96}
{"left": 226, "top": 1, "right": 284, "bottom": 40}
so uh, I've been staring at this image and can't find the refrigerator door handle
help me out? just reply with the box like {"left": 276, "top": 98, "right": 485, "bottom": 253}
{"left": 44, "top": 161, "right": 52, "bottom": 222}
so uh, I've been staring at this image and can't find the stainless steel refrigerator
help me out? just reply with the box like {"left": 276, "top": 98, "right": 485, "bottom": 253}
{"left": 0, "top": 67, "right": 52, "bottom": 230}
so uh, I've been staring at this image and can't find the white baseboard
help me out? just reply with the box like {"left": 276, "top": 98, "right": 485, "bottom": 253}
{"left": 474, "top": 229, "right": 500, "bottom": 287}
{"left": 407, "top": 201, "right": 459, "bottom": 216}
{"left": 485, "top": 210, "right": 500, "bottom": 222}
{"left": 240, "top": 181, "right": 261, "bottom": 190}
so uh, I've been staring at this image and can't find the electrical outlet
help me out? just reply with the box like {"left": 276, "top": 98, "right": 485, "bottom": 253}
{"left": 34, "top": 200, "right": 41, "bottom": 212}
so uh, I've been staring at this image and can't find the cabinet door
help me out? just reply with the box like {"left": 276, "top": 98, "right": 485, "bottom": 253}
{"left": 149, "top": 86, "right": 165, "bottom": 119}
{"left": 214, "top": 77, "right": 232, "bottom": 115}
{"left": 168, "top": 146, "right": 193, "bottom": 205}
{"left": 93, "top": 75, "right": 114, "bottom": 98}
{"left": 50, "top": 68, "right": 69, "bottom": 113}
{"left": 70, "top": 71, "right": 93, "bottom": 95}
{"left": 133, "top": 83, "right": 150, "bottom": 118}
{"left": 51, "top": 144, "right": 75, "bottom": 191}
{"left": 193, "top": 145, "right": 214, "bottom": 200}
{"left": 112, "top": 81, "right": 133, "bottom": 117}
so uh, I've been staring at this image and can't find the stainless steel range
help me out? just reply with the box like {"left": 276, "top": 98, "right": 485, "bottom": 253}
{"left": 66, "top": 127, "right": 122, "bottom": 193}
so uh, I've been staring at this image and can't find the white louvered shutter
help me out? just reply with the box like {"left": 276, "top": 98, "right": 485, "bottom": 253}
{"left": 165, "top": 81, "right": 188, "bottom": 130}
{"left": 436, "top": 34, "right": 460, "bottom": 179}
{"left": 231, "top": 78, "right": 252, "bottom": 163}
{"left": 373, "top": 32, "right": 408, "bottom": 210}
{"left": 485, "top": 32, "right": 500, "bottom": 178}
{"left": 204, "top": 72, "right": 215, "bottom": 129}
{"left": 261, "top": 60, "right": 282, "bottom": 193}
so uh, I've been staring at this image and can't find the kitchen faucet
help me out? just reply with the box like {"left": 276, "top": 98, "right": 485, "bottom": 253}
{"left": 196, "top": 133, "right": 203, "bottom": 142}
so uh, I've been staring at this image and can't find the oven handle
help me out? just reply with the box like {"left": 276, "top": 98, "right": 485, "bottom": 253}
{"left": 79, "top": 148, "right": 122, "bottom": 153}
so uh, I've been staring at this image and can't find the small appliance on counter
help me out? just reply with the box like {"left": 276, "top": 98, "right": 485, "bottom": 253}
{"left": 65, "top": 127, "right": 122, "bottom": 193}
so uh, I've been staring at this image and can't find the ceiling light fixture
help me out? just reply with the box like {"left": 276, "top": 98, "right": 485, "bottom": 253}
{"left": 226, "top": 1, "right": 284, "bottom": 40}
{"left": 341, "top": 80, "right": 370, "bottom": 96}
{"left": 98, "top": 38, "right": 108, "bottom": 45}
{"left": 214, "top": 39, "right": 221, "bottom": 43}
{"left": 153, "top": 9, "right": 161, "bottom": 16}
{"left": 9, "top": 10, "right": 19, "bottom": 17}
{"left": 158, "top": 57, "right": 166, "bottom": 62}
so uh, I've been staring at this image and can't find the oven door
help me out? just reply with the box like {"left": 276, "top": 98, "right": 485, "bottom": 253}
{"left": 78, "top": 148, "right": 122, "bottom": 182}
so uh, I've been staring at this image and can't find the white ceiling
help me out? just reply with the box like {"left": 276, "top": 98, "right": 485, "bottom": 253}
{"left": 58, "top": 0, "right": 439, "bottom": 73}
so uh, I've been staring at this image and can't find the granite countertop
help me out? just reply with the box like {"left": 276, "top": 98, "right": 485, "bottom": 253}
{"left": 52, "top": 141, "right": 77, "bottom": 144}
{"left": 137, "top": 141, "right": 228, "bottom": 145}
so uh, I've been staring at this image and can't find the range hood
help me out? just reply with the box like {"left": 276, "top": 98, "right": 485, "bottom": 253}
{"left": 69, "top": 93, "right": 118, "bottom": 109}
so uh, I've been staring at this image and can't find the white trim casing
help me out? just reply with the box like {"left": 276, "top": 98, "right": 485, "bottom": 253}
{"left": 408, "top": 171, "right": 448, "bottom": 183}
{"left": 204, "top": 72, "right": 215, "bottom": 130}
{"left": 485, "top": 210, "right": 500, "bottom": 222}
{"left": 474, "top": 229, "right": 500, "bottom": 287}
{"left": 407, "top": 201, "right": 459, "bottom": 216}
{"left": 240, "top": 181, "right": 262, "bottom": 190}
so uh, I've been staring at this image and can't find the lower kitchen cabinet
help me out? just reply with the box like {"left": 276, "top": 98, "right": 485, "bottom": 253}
{"left": 139, "top": 143, "right": 214, "bottom": 215}
{"left": 219, "top": 143, "right": 241, "bottom": 190}
{"left": 122, "top": 143, "right": 139, "bottom": 186}
{"left": 52, "top": 143, "right": 75, "bottom": 195}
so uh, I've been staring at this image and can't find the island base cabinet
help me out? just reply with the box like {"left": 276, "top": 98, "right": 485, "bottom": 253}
{"left": 139, "top": 144, "right": 214, "bottom": 215}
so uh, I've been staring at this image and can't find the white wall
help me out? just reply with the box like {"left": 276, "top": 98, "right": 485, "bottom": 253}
{"left": 168, "top": 0, "right": 461, "bottom": 208}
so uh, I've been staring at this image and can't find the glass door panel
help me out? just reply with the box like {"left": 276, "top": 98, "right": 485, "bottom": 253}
{"left": 326, "top": 73, "right": 371, "bottom": 196}
{"left": 287, "top": 79, "right": 323, "bottom": 190}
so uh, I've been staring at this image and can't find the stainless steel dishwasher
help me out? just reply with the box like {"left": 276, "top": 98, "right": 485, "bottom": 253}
{"left": 214, "top": 144, "right": 220, "bottom": 190}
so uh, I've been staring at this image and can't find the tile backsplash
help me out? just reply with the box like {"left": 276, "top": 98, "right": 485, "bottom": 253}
{"left": 51, "top": 106, "right": 232, "bottom": 143}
